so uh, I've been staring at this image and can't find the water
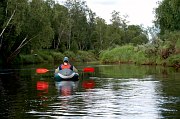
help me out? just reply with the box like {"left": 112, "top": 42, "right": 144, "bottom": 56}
{"left": 0, "top": 63, "right": 180, "bottom": 119}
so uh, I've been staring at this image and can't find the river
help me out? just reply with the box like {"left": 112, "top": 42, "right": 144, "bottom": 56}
{"left": 0, "top": 63, "right": 180, "bottom": 119}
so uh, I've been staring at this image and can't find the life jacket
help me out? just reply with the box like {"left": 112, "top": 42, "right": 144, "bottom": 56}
{"left": 59, "top": 64, "right": 73, "bottom": 70}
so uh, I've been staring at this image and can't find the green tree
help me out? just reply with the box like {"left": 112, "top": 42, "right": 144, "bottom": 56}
{"left": 86, "top": 9, "right": 96, "bottom": 50}
{"left": 0, "top": 0, "right": 29, "bottom": 63}
{"left": 109, "top": 11, "right": 128, "bottom": 45}
{"left": 65, "top": 0, "right": 89, "bottom": 50}
{"left": 155, "top": 0, "right": 180, "bottom": 34}
{"left": 0, "top": 0, "right": 54, "bottom": 64}
{"left": 51, "top": 3, "right": 69, "bottom": 50}
{"left": 131, "top": 34, "right": 148, "bottom": 45}
{"left": 125, "top": 25, "right": 148, "bottom": 45}
{"left": 94, "top": 17, "right": 107, "bottom": 50}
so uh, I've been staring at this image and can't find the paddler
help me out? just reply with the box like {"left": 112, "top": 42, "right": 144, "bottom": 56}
{"left": 55, "top": 57, "right": 78, "bottom": 73}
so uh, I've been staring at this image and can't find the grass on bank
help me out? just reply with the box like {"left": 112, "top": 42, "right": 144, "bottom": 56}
{"left": 19, "top": 50, "right": 97, "bottom": 64}
{"left": 100, "top": 43, "right": 180, "bottom": 68}
{"left": 100, "top": 45, "right": 152, "bottom": 64}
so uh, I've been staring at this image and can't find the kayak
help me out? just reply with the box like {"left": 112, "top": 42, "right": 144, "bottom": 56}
{"left": 54, "top": 69, "right": 79, "bottom": 82}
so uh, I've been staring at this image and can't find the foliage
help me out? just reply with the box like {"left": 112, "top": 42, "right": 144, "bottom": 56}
{"left": 20, "top": 54, "right": 44, "bottom": 64}
{"left": 36, "top": 50, "right": 54, "bottom": 62}
{"left": 0, "top": 0, "right": 157, "bottom": 65}
{"left": 63, "top": 50, "right": 76, "bottom": 61}
{"left": 51, "top": 52, "right": 64, "bottom": 62}
{"left": 0, "top": 0, "right": 54, "bottom": 64}
{"left": 77, "top": 50, "right": 96, "bottom": 62}
{"left": 100, "top": 45, "right": 136, "bottom": 63}
{"left": 175, "top": 38, "right": 180, "bottom": 55}
{"left": 155, "top": 0, "right": 180, "bottom": 34}
{"left": 70, "top": 40, "right": 78, "bottom": 53}
{"left": 167, "top": 54, "right": 180, "bottom": 67}
{"left": 133, "top": 50, "right": 149, "bottom": 64}
{"left": 17, "top": 50, "right": 96, "bottom": 64}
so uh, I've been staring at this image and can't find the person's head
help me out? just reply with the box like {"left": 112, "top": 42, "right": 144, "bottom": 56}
{"left": 63, "top": 57, "right": 69, "bottom": 65}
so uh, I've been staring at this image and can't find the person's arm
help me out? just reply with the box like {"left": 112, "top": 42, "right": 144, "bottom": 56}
{"left": 73, "top": 66, "right": 78, "bottom": 73}
{"left": 55, "top": 67, "right": 59, "bottom": 73}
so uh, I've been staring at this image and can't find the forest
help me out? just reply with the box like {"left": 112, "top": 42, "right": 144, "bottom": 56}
{"left": 0, "top": 0, "right": 179, "bottom": 68}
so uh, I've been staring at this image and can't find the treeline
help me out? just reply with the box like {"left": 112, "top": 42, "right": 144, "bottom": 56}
{"left": 0, "top": 0, "right": 148, "bottom": 64}
{"left": 100, "top": 0, "right": 180, "bottom": 68}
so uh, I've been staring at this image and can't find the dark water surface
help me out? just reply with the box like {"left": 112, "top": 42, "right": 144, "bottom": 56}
{"left": 0, "top": 63, "right": 180, "bottom": 119}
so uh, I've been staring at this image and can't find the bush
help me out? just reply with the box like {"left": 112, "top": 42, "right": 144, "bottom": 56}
{"left": 175, "top": 38, "right": 180, "bottom": 53}
{"left": 77, "top": 50, "right": 97, "bottom": 62}
{"left": 37, "top": 51, "right": 54, "bottom": 62}
{"left": 20, "top": 54, "right": 44, "bottom": 64}
{"left": 100, "top": 45, "right": 136, "bottom": 63}
{"left": 133, "top": 50, "right": 149, "bottom": 64}
{"left": 63, "top": 51, "right": 76, "bottom": 61}
{"left": 51, "top": 52, "right": 64, "bottom": 62}
{"left": 18, "top": 50, "right": 97, "bottom": 64}
{"left": 167, "top": 54, "right": 180, "bottom": 67}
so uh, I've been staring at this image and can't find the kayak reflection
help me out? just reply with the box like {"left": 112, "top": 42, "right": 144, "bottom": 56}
{"left": 55, "top": 81, "right": 78, "bottom": 96}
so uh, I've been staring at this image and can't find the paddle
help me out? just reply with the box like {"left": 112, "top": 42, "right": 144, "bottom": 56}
{"left": 36, "top": 68, "right": 50, "bottom": 74}
{"left": 36, "top": 67, "right": 94, "bottom": 74}
{"left": 83, "top": 67, "right": 94, "bottom": 72}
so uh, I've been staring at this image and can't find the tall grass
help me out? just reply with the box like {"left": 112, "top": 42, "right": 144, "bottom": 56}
{"left": 77, "top": 50, "right": 97, "bottom": 62}
{"left": 51, "top": 52, "right": 64, "bottom": 62}
{"left": 100, "top": 46, "right": 131, "bottom": 63}
{"left": 100, "top": 40, "right": 180, "bottom": 68}
{"left": 18, "top": 50, "right": 97, "bottom": 64}
{"left": 100, "top": 45, "right": 135, "bottom": 63}
{"left": 20, "top": 54, "right": 44, "bottom": 64}
{"left": 100, "top": 45, "right": 151, "bottom": 64}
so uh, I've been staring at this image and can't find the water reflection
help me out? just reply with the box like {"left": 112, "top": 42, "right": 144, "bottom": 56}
{"left": 0, "top": 64, "right": 180, "bottom": 118}
{"left": 82, "top": 80, "right": 95, "bottom": 89}
{"left": 55, "top": 81, "right": 78, "bottom": 96}
{"left": 36, "top": 81, "right": 49, "bottom": 101}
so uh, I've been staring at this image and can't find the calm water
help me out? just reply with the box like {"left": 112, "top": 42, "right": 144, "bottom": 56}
{"left": 0, "top": 63, "right": 180, "bottom": 119}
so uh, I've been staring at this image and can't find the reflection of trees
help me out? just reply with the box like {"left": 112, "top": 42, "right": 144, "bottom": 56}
{"left": 99, "top": 65, "right": 152, "bottom": 78}
{"left": 0, "top": 79, "right": 6, "bottom": 118}
{"left": 155, "top": 69, "right": 180, "bottom": 118}
{"left": 98, "top": 64, "right": 177, "bottom": 79}
{"left": 0, "top": 68, "right": 50, "bottom": 118}
{"left": 0, "top": 72, "right": 21, "bottom": 118}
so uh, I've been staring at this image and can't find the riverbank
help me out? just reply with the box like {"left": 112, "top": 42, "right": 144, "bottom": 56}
{"left": 99, "top": 44, "right": 180, "bottom": 69}
{"left": 13, "top": 44, "right": 180, "bottom": 70}
{"left": 14, "top": 50, "right": 97, "bottom": 64}
{"left": 10, "top": 39, "right": 180, "bottom": 70}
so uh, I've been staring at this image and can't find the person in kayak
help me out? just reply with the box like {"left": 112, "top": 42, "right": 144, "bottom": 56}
{"left": 55, "top": 57, "right": 78, "bottom": 73}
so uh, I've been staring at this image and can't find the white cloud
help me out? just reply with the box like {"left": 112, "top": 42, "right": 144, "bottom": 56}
{"left": 56, "top": 0, "right": 161, "bottom": 27}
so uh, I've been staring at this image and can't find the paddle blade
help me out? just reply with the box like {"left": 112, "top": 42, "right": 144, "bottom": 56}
{"left": 83, "top": 67, "right": 94, "bottom": 72}
{"left": 36, "top": 68, "right": 49, "bottom": 74}
{"left": 82, "top": 80, "right": 95, "bottom": 89}
{"left": 37, "top": 81, "right": 49, "bottom": 91}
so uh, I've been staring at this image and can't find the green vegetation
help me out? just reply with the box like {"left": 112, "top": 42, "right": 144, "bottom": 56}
{"left": 18, "top": 50, "right": 97, "bottom": 64}
{"left": 100, "top": 32, "right": 180, "bottom": 68}
{"left": 0, "top": 0, "right": 148, "bottom": 65}
{"left": 98, "top": 65, "right": 154, "bottom": 79}
{"left": 0, "top": 0, "right": 179, "bottom": 69}
{"left": 99, "top": 0, "right": 180, "bottom": 69}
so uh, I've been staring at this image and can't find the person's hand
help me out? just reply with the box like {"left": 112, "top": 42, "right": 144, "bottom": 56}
{"left": 55, "top": 68, "right": 59, "bottom": 73}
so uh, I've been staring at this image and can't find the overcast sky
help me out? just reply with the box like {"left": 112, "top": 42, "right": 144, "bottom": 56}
{"left": 56, "top": 0, "right": 161, "bottom": 27}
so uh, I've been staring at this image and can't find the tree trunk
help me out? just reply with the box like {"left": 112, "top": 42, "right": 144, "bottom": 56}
{"left": 7, "top": 34, "right": 39, "bottom": 63}
{"left": 56, "top": 29, "right": 64, "bottom": 49}
{"left": 0, "top": 9, "right": 16, "bottom": 50}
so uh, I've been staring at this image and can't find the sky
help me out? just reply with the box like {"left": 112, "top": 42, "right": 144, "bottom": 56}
{"left": 56, "top": 0, "right": 161, "bottom": 28}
